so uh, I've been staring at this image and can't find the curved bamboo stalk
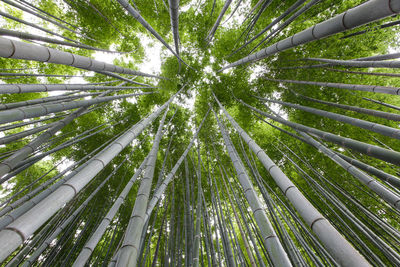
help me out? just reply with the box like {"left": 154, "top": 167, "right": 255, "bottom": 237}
{"left": 338, "top": 153, "right": 400, "bottom": 189}
{"left": 2, "top": 0, "right": 86, "bottom": 39}
{"left": 249, "top": 0, "right": 321, "bottom": 53}
{"left": 341, "top": 19, "right": 400, "bottom": 39}
{"left": 0, "top": 90, "right": 178, "bottom": 262}
{"left": 213, "top": 107, "right": 291, "bottom": 266}
{"left": 0, "top": 29, "right": 121, "bottom": 53}
{"left": 0, "top": 122, "right": 54, "bottom": 145}
{"left": 362, "top": 97, "right": 400, "bottom": 112}
{"left": 263, "top": 98, "right": 400, "bottom": 139}
{"left": 0, "top": 37, "right": 164, "bottom": 79}
{"left": 0, "top": 10, "right": 80, "bottom": 44}
{"left": 0, "top": 113, "right": 67, "bottom": 132}
{"left": 206, "top": 0, "right": 232, "bottom": 42}
{"left": 303, "top": 57, "right": 400, "bottom": 68}
{"left": 240, "top": 99, "right": 400, "bottom": 165}
{"left": 0, "top": 92, "right": 100, "bottom": 110}
{"left": 0, "top": 84, "right": 151, "bottom": 94}
{"left": 0, "top": 92, "right": 150, "bottom": 125}
{"left": 115, "top": 107, "right": 169, "bottom": 267}
{"left": 265, "top": 77, "right": 400, "bottom": 95}
{"left": 324, "top": 68, "right": 400, "bottom": 78}
{"left": 219, "top": 0, "right": 400, "bottom": 71}
{"left": 285, "top": 92, "right": 400, "bottom": 121}
{"left": 116, "top": 0, "right": 189, "bottom": 67}
{"left": 168, "top": 0, "right": 180, "bottom": 57}
{"left": 233, "top": 0, "right": 307, "bottom": 55}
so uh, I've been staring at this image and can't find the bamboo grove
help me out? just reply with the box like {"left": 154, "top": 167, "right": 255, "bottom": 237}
{"left": 0, "top": 0, "right": 400, "bottom": 266}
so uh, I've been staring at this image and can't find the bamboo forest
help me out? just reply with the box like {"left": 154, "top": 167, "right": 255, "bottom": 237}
{"left": 1, "top": 0, "right": 400, "bottom": 266}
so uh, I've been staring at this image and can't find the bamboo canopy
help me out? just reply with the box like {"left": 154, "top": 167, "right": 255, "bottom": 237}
{"left": 0, "top": 0, "right": 400, "bottom": 266}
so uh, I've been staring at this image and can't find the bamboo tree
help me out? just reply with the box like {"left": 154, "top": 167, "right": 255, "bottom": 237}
{"left": 116, "top": 0, "right": 189, "bottom": 66}
{"left": 266, "top": 108, "right": 400, "bottom": 210}
{"left": 215, "top": 95, "right": 371, "bottom": 265}
{"left": 281, "top": 92, "right": 400, "bottom": 121}
{"left": 362, "top": 97, "right": 400, "bottom": 112}
{"left": 338, "top": 153, "right": 400, "bottom": 189}
{"left": 15, "top": 0, "right": 82, "bottom": 31}
{"left": 168, "top": 0, "right": 181, "bottom": 60}
{"left": 0, "top": 37, "right": 164, "bottom": 79}
{"left": 237, "top": 98, "right": 400, "bottom": 165}
{"left": 84, "top": 0, "right": 126, "bottom": 38}
{"left": 277, "top": 144, "right": 400, "bottom": 264}
{"left": 192, "top": 145, "right": 202, "bottom": 267}
{"left": 21, "top": 151, "right": 132, "bottom": 266}
{"left": 0, "top": 92, "right": 100, "bottom": 110}
{"left": 219, "top": 0, "right": 400, "bottom": 71}
{"left": 151, "top": 201, "right": 168, "bottom": 267}
{"left": 0, "top": 90, "right": 179, "bottom": 262}
{"left": 206, "top": 0, "right": 232, "bottom": 43}
{"left": 72, "top": 156, "right": 149, "bottom": 267}
{"left": 11, "top": 119, "right": 125, "bottom": 170}
{"left": 0, "top": 134, "right": 119, "bottom": 226}
{"left": 302, "top": 57, "right": 400, "bottom": 68}
{"left": 342, "top": 19, "right": 400, "bottom": 39}
{"left": 264, "top": 77, "right": 400, "bottom": 95}
{"left": 0, "top": 123, "right": 54, "bottom": 145}
{"left": 262, "top": 98, "right": 400, "bottom": 139}
{"left": 0, "top": 92, "right": 150, "bottom": 125}
{"left": 274, "top": 52, "right": 400, "bottom": 70}
{"left": 324, "top": 68, "right": 400, "bottom": 78}
{"left": 0, "top": 91, "right": 151, "bottom": 179}
{"left": 0, "top": 29, "right": 122, "bottom": 53}
{"left": 184, "top": 159, "right": 193, "bottom": 266}
{"left": 1, "top": 0, "right": 88, "bottom": 39}
{"left": 116, "top": 107, "right": 169, "bottom": 267}
{"left": 249, "top": 0, "right": 322, "bottom": 53}
{"left": 225, "top": 170, "right": 266, "bottom": 267}
{"left": 233, "top": 0, "right": 308, "bottom": 54}
{"left": 213, "top": 107, "right": 291, "bottom": 266}
{"left": 144, "top": 108, "right": 210, "bottom": 221}
{"left": 0, "top": 11, "right": 81, "bottom": 44}
{"left": 0, "top": 113, "right": 68, "bottom": 132}
{"left": 239, "top": 0, "right": 273, "bottom": 45}
{"left": 220, "top": 167, "right": 257, "bottom": 267}
{"left": 209, "top": 160, "right": 235, "bottom": 266}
